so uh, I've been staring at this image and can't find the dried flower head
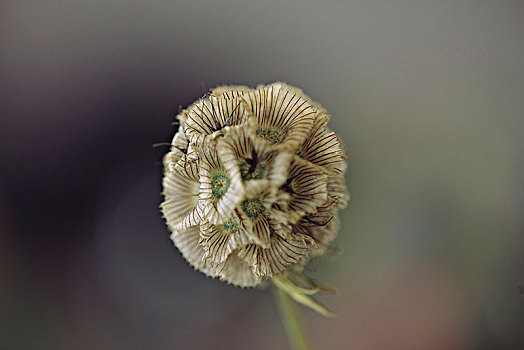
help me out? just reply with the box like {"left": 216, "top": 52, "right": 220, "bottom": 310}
{"left": 161, "top": 83, "right": 348, "bottom": 291}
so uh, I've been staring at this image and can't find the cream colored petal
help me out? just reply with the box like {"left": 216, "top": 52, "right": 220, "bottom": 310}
{"left": 218, "top": 122, "right": 289, "bottom": 191}
{"left": 161, "top": 157, "right": 201, "bottom": 230}
{"left": 185, "top": 142, "right": 199, "bottom": 161}
{"left": 197, "top": 146, "right": 243, "bottom": 225}
{"left": 300, "top": 111, "right": 347, "bottom": 175}
{"left": 163, "top": 124, "right": 189, "bottom": 172}
{"left": 242, "top": 82, "right": 316, "bottom": 150}
{"left": 216, "top": 253, "right": 261, "bottom": 288}
{"left": 176, "top": 206, "right": 202, "bottom": 230}
{"left": 211, "top": 85, "right": 251, "bottom": 98}
{"left": 162, "top": 149, "right": 184, "bottom": 174}
{"left": 200, "top": 223, "right": 232, "bottom": 267}
{"left": 217, "top": 123, "right": 256, "bottom": 165}
{"left": 172, "top": 124, "right": 188, "bottom": 150}
{"left": 327, "top": 175, "right": 349, "bottom": 209}
{"left": 174, "top": 108, "right": 189, "bottom": 124}
{"left": 184, "top": 94, "right": 250, "bottom": 145}
{"left": 267, "top": 214, "right": 292, "bottom": 239}
{"left": 199, "top": 212, "right": 253, "bottom": 267}
{"left": 229, "top": 222, "right": 255, "bottom": 248}
{"left": 309, "top": 213, "right": 340, "bottom": 258}
{"left": 271, "top": 205, "right": 305, "bottom": 225}
{"left": 242, "top": 179, "right": 271, "bottom": 197}
{"left": 284, "top": 156, "right": 328, "bottom": 214}
{"left": 272, "top": 191, "right": 292, "bottom": 209}
{"left": 260, "top": 193, "right": 296, "bottom": 239}
{"left": 237, "top": 233, "right": 311, "bottom": 277}
{"left": 169, "top": 155, "right": 200, "bottom": 181}
{"left": 293, "top": 208, "right": 340, "bottom": 257}
{"left": 218, "top": 125, "right": 269, "bottom": 194}
{"left": 267, "top": 151, "right": 292, "bottom": 187}
{"left": 170, "top": 226, "right": 217, "bottom": 277}
{"left": 249, "top": 214, "right": 271, "bottom": 248}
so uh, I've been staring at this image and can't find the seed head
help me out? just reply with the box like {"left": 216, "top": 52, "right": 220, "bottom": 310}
{"left": 161, "top": 82, "right": 349, "bottom": 288}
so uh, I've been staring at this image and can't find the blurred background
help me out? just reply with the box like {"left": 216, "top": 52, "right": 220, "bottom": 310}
{"left": 1, "top": 0, "right": 523, "bottom": 349}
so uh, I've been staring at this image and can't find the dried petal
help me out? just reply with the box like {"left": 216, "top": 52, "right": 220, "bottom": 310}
{"left": 185, "top": 94, "right": 250, "bottom": 145}
{"left": 170, "top": 226, "right": 217, "bottom": 278}
{"left": 283, "top": 156, "right": 328, "bottom": 215}
{"left": 161, "top": 156, "right": 201, "bottom": 230}
{"left": 197, "top": 147, "right": 243, "bottom": 225}
{"left": 300, "top": 110, "right": 347, "bottom": 175}
{"left": 216, "top": 254, "right": 261, "bottom": 288}
{"left": 327, "top": 174, "right": 349, "bottom": 209}
{"left": 242, "top": 83, "right": 316, "bottom": 150}
{"left": 211, "top": 85, "right": 251, "bottom": 98}
{"left": 200, "top": 211, "right": 252, "bottom": 267}
{"left": 237, "top": 233, "right": 312, "bottom": 277}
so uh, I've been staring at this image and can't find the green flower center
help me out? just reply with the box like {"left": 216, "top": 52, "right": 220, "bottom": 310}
{"left": 222, "top": 216, "right": 240, "bottom": 233}
{"left": 241, "top": 197, "right": 266, "bottom": 220}
{"left": 211, "top": 172, "right": 231, "bottom": 200}
{"left": 256, "top": 127, "right": 282, "bottom": 145}
{"left": 238, "top": 159, "right": 267, "bottom": 180}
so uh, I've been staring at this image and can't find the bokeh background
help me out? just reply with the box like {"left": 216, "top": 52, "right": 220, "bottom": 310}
{"left": 1, "top": 1, "right": 523, "bottom": 349}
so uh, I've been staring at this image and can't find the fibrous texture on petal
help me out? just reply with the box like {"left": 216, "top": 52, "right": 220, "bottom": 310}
{"left": 161, "top": 156, "right": 201, "bottom": 230}
{"left": 197, "top": 146, "right": 243, "bottom": 225}
{"left": 161, "top": 82, "right": 349, "bottom": 287}
{"left": 184, "top": 94, "right": 249, "bottom": 146}
{"left": 241, "top": 83, "right": 316, "bottom": 150}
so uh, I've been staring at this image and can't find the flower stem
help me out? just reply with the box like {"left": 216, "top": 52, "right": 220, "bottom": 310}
{"left": 273, "top": 285, "right": 312, "bottom": 350}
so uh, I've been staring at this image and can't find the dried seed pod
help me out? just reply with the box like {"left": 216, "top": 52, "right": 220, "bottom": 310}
{"left": 161, "top": 82, "right": 349, "bottom": 288}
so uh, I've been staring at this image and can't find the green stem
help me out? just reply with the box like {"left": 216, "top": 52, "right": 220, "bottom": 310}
{"left": 273, "top": 286, "right": 312, "bottom": 350}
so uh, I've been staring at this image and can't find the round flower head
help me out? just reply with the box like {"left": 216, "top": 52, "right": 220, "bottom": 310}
{"left": 161, "top": 82, "right": 348, "bottom": 289}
